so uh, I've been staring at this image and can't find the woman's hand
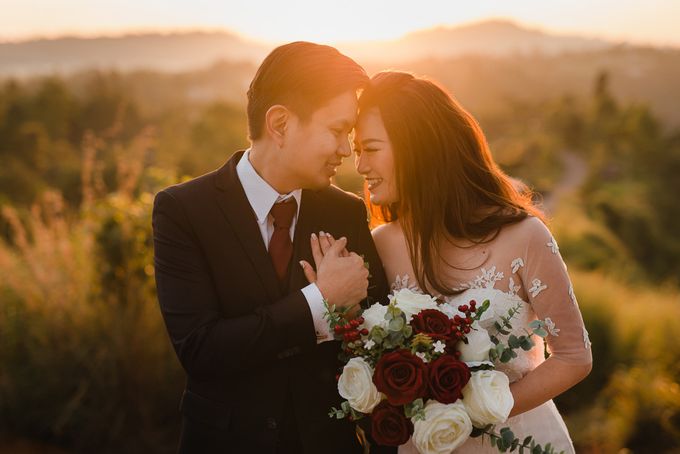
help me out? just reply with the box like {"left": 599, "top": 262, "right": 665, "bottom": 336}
{"left": 300, "top": 231, "right": 350, "bottom": 283}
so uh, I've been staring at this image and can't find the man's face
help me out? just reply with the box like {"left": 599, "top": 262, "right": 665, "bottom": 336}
{"left": 283, "top": 90, "right": 357, "bottom": 190}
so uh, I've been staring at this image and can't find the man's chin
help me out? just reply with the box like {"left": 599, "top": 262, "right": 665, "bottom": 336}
{"left": 303, "top": 177, "right": 332, "bottom": 191}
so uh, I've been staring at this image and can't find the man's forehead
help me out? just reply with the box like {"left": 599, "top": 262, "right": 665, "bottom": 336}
{"left": 313, "top": 91, "right": 358, "bottom": 120}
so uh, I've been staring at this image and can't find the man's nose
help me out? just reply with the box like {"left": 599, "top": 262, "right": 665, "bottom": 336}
{"left": 338, "top": 136, "right": 352, "bottom": 157}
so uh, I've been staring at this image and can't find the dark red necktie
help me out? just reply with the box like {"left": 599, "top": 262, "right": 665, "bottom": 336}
{"left": 268, "top": 199, "right": 297, "bottom": 283}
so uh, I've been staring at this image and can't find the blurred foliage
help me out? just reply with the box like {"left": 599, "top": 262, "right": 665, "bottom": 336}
{"left": 0, "top": 67, "right": 679, "bottom": 452}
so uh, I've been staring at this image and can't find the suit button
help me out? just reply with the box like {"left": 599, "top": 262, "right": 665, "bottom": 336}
{"left": 266, "top": 417, "right": 277, "bottom": 430}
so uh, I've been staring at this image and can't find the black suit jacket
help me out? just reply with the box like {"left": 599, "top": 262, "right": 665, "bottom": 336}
{"left": 152, "top": 151, "right": 391, "bottom": 453}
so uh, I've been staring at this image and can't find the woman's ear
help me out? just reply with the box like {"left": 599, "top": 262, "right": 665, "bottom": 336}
{"left": 264, "top": 105, "right": 289, "bottom": 148}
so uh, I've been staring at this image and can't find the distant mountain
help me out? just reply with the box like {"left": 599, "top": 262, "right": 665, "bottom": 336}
{"left": 0, "top": 31, "right": 269, "bottom": 77}
{"left": 0, "top": 20, "right": 624, "bottom": 77}
{"left": 339, "top": 19, "right": 613, "bottom": 63}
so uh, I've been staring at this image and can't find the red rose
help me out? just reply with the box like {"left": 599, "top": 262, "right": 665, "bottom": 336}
{"left": 370, "top": 400, "right": 413, "bottom": 446}
{"left": 411, "top": 309, "right": 453, "bottom": 339}
{"left": 373, "top": 349, "right": 429, "bottom": 405}
{"left": 427, "top": 355, "right": 471, "bottom": 404}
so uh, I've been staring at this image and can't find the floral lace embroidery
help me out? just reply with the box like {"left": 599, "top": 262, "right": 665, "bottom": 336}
{"left": 583, "top": 327, "right": 592, "bottom": 349}
{"left": 391, "top": 274, "right": 422, "bottom": 293}
{"left": 461, "top": 266, "right": 504, "bottom": 290}
{"left": 544, "top": 318, "right": 560, "bottom": 336}
{"left": 547, "top": 237, "right": 559, "bottom": 254}
{"left": 568, "top": 284, "right": 577, "bottom": 305}
{"left": 528, "top": 278, "right": 548, "bottom": 297}
{"left": 508, "top": 276, "right": 521, "bottom": 295}
{"left": 511, "top": 258, "right": 524, "bottom": 274}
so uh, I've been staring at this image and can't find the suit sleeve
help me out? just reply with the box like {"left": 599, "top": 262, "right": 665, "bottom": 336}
{"left": 349, "top": 198, "right": 390, "bottom": 307}
{"left": 152, "top": 189, "right": 316, "bottom": 381}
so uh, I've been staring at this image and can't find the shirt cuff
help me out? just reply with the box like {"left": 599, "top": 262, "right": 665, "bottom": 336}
{"left": 301, "top": 283, "right": 332, "bottom": 344}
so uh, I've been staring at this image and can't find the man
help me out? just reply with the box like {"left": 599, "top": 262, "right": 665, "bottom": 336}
{"left": 152, "top": 42, "right": 390, "bottom": 453}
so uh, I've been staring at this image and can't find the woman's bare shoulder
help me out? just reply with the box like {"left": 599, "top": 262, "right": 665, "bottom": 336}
{"left": 371, "top": 222, "right": 405, "bottom": 253}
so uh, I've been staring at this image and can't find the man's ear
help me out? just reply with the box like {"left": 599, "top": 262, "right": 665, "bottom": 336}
{"left": 265, "top": 105, "right": 289, "bottom": 148}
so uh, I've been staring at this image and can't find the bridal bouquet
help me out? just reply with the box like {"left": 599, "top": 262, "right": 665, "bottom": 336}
{"left": 325, "top": 288, "right": 563, "bottom": 454}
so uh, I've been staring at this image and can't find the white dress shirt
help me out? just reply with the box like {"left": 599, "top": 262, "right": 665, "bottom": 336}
{"left": 236, "top": 149, "right": 331, "bottom": 343}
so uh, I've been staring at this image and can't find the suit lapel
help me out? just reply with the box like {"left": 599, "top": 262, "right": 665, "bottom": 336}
{"left": 288, "top": 189, "right": 320, "bottom": 293}
{"left": 214, "top": 151, "right": 282, "bottom": 302}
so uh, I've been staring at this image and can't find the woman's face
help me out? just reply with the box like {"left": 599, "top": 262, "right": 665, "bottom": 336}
{"left": 354, "top": 108, "right": 398, "bottom": 205}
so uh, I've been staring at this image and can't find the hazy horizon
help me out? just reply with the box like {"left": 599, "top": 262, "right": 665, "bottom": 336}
{"left": 2, "top": 0, "right": 679, "bottom": 47}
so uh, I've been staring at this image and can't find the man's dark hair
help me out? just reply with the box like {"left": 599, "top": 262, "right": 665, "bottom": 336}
{"left": 247, "top": 41, "right": 368, "bottom": 141}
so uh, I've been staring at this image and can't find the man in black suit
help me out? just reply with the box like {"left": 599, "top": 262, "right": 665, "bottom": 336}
{"left": 152, "top": 41, "right": 391, "bottom": 453}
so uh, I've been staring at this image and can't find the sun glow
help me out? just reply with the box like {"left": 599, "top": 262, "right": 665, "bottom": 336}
{"left": 0, "top": 0, "right": 679, "bottom": 46}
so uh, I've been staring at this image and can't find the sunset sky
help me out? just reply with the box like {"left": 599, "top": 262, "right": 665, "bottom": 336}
{"left": 2, "top": 0, "right": 679, "bottom": 46}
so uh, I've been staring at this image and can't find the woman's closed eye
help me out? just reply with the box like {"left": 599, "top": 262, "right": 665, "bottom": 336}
{"left": 356, "top": 147, "right": 378, "bottom": 155}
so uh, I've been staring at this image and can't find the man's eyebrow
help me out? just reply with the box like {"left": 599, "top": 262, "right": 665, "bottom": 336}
{"left": 337, "top": 119, "right": 354, "bottom": 129}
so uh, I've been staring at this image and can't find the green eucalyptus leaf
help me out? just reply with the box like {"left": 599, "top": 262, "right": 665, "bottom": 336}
{"left": 533, "top": 328, "right": 548, "bottom": 338}
{"left": 528, "top": 320, "right": 543, "bottom": 330}
{"left": 389, "top": 317, "right": 405, "bottom": 331}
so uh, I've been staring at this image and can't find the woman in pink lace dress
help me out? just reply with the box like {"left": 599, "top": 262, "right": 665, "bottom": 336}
{"left": 353, "top": 71, "right": 592, "bottom": 453}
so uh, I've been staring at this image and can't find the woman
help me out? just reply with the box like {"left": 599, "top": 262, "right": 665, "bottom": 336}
{"left": 352, "top": 71, "right": 592, "bottom": 453}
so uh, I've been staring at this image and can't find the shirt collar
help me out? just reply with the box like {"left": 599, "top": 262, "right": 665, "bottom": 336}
{"left": 236, "top": 149, "right": 302, "bottom": 225}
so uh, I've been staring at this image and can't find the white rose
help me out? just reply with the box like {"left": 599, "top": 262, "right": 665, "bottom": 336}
{"left": 337, "top": 357, "right": 383, "bottom": 414}
{"left": 457, "top": 321, "right": 494, "bottom": 362}
{"left": 462, "top": 370, "right": 514, "bottom": 426}
{"left": 360, "top": 303, "right": 388, "bottom": 332}
{"left": 390, "top": 288, "right": 439, "bottom": 322}
{"left": 412, "top": 400, "right": 472, "bottom": 454}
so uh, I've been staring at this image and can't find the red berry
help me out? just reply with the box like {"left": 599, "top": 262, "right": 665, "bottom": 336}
{"left": 357, "top": 317, "right": 365, "bottom": 324}
{"left": 334, "top": 325, "right": 342, "bottom": 334}
{"left": 361, "top": 329, "right": 369, "bottom": 336}
{"left": 463, "top": 326, "right": 471, "bottom": 334}
{"left": 470, "top": 300, "right": 477, "bottom": 308}
{"left": 465, "top": 317, "right": 472, "bottom": 324}
{"left": 350, "top": 319, "right": 360, "bottom": 328}
{"left": 344, "top": 323, "right": 351, "bottom": 331}
{"left": 460, "top": 305, "right": 469, "bottom": 312}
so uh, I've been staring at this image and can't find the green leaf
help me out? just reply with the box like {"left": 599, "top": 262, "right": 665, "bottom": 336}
{"left": 520, "top": 337, "right": 534, "bottom": 351}
{"left": 500, "top": 348, "right": 517, "bottom": 363}
{"left": 508, "top": 335, "right": 520, "bottom": 348}
{"left": 533, "top": 327, "right": 548, "bottom": 338}
{"left": 371, "top": 326, "right": 386, "bottom": 342}
{"left": 470, "top": 427, "right": 485, "bottom": 438}
{"left": 389, "top": 317, "right": 404, "bottom": 331}
{"left": 523, "top": 436, "right": 533, "bottom": 446}
{"left": 528, "top": 320, "right": 543, "bottom": 330}
{"left": 500, "top": 427, "right": 515, "bottom": 447}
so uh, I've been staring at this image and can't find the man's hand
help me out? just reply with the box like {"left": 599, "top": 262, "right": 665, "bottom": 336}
{"left": 299, "top": 232, "right": 368, "bottom": 310}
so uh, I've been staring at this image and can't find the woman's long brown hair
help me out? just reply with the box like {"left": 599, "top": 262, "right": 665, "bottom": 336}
{"left": 359, "top": 71, "right": 544, "bottom": 295}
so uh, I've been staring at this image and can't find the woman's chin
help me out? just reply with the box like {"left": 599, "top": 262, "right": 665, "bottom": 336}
{"left": 369, "top": 192, "right": 394, "bottom": 206}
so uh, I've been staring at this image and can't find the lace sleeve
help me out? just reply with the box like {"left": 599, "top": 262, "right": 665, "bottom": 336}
{"left": 517, "top": 218, "right": 593, "bottom": 365}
